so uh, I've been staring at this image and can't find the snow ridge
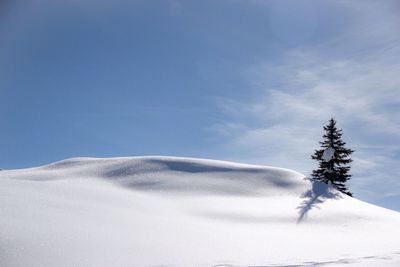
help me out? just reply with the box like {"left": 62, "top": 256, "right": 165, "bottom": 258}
{"left": 1, "top": 156, "right": 400, "bottom": 267}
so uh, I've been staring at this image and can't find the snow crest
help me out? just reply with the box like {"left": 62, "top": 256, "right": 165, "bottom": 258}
{"left": 1, "top": 156, "right": 400, "bottom": 267}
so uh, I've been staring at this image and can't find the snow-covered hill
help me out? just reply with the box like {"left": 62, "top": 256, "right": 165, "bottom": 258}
{"left": 1, "top": 156, "right": 400, "bottom": 267}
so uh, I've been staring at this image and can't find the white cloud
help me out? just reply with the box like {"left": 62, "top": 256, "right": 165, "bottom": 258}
{"left": 214, "top": 1, "right": 400, "bottom": 203}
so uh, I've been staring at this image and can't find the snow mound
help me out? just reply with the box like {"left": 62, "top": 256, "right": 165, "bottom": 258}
{"left": 19, "top": 156, "right": 307, "bottom": 196}
{"left": 1, "top": 156, "right": 400, "bottom": 267}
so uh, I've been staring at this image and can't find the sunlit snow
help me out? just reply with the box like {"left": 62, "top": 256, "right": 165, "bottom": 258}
{"left": 1, "top": 156, "right": 400, "bottom": 266}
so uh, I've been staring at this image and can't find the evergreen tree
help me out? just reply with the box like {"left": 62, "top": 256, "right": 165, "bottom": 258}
{"left": 311, "top": 118, "right": 354, "bottom": 196}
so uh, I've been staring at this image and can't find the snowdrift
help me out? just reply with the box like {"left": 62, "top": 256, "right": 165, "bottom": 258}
{"left": 1, "top": 156, "right": 400, "bottom": 266}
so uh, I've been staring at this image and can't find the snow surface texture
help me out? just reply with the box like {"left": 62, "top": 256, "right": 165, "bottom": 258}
{"left": 1, "top": 156, "right": 400, "bottom": 267}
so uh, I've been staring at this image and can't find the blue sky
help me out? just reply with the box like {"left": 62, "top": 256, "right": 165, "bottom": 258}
{"left": 1, "top": 0, "right": 400, "bottom": 211}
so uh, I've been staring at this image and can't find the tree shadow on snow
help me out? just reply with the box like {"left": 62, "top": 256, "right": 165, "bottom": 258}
{"left": 296, "top": 179, "right": 342, "bottom": 223}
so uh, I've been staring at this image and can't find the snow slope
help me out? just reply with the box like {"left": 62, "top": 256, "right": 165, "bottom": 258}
{"left": 1, "top": 156, "right": 400, "bottom": 267}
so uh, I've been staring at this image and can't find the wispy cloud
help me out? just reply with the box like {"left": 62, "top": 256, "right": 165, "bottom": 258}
{"left": 214, "top": 1, "right": 400, "bottom": 202}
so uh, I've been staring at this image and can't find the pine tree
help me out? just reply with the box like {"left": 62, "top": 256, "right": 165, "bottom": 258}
{"left": 311, "top": 118, "right": 354, "bottom": 196}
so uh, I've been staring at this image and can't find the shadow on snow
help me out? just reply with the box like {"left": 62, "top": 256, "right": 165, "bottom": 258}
{"left": 296, "top": 179, "right": 342, "bottom": 223}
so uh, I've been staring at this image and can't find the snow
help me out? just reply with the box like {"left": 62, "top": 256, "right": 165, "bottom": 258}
{"left": 1, "top": 156, "right": 400, "bottom": 267}
{"left": 322, "top": 147, "right": 335, "bottom": 162}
